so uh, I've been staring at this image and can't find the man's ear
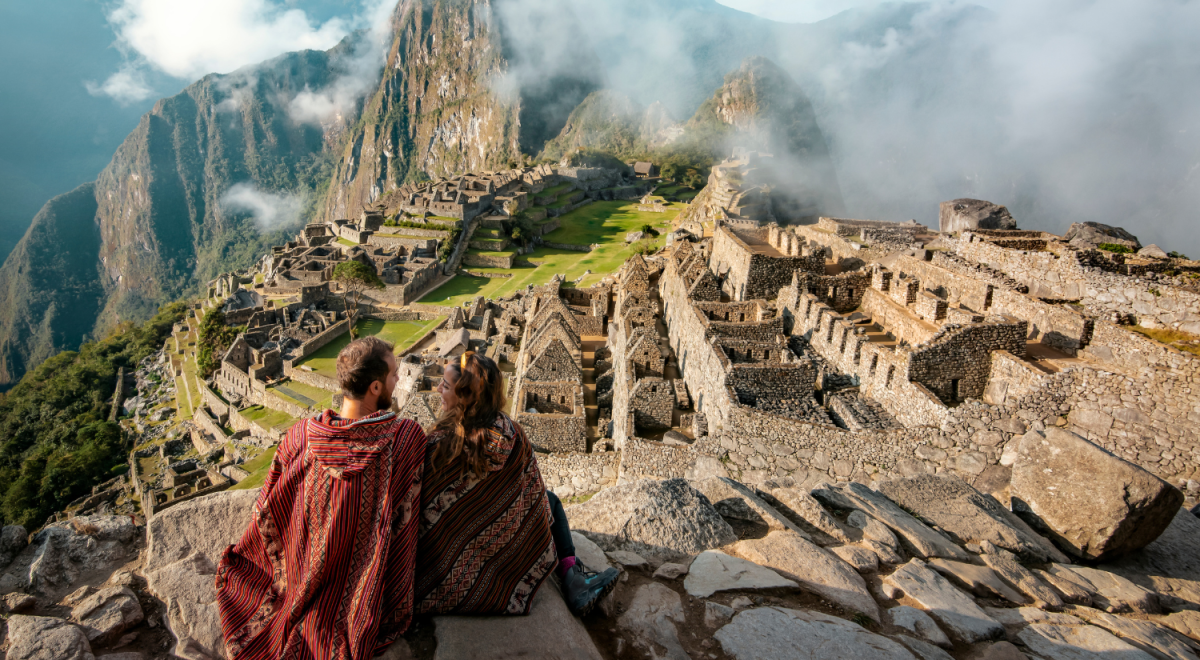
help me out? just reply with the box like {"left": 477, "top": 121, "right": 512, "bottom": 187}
{"left": 369, "top": 379, "right": 383, "bottom": 399}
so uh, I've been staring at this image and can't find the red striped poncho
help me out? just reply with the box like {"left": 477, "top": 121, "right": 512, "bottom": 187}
{"left": 215, "top": 410, "right": 426, "bottom": 660}
{"left": 414, "top": 412, "right": 557, "bottom": 615}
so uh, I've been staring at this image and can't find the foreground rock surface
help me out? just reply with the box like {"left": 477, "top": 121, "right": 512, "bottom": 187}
{"left": 617, "top": 583, "right": 688, "bottom": 660}
{"left": 732, "top": 531, "right": 879, "bottom": 622}
{"left": 715, "top": 607, "right": 916, "bottom": 660}
{"left": 812, "top": 482, "right": 971, "bottom": 561}
{"left": 145, "top": 488, "right": 261, "bottom": 660}
{"left": 884, "top": 559, "right": 1004, "bottom": 644}
{"left": 0, "top": 515, "right": 138, "bottom": 599}
{"left": 7, "top": 614, "right": 96, "bottom": 660}
{"left": 878, "top": 474, "right": 1067, "bottom": 563}
{"left": 566, "top": 478, "right": 736, "bottom": 559}
{"left": 1016, "top": 623, "right": 1156, "bottom": 660}
{"left": 683, "top": 550, "right": 797, "bottom": 597}
{"left": 433, "top": 583, "right": 602, "bottom": 660}
{"left": 1010, "top": 429, "right": 1183, "bottom": 561}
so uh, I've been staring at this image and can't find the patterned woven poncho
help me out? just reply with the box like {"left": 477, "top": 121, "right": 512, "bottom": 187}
{"left": 415, "top": 412, "right": 557, "bottom": 615}
{"left": 216, "top": 410, "right": 426, "bottom": 660}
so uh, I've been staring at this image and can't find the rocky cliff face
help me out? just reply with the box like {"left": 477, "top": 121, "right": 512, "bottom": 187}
{"left": 320, "top": 0, "right": 602, "bottom": 222}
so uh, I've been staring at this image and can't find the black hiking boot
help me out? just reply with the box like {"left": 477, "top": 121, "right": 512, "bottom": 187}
{"left": 560, "top": 561, "right": 620, "bottom": 616}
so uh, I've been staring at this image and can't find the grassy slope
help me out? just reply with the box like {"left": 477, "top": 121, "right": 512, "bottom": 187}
{"left": 422, "top": 201, "right": 676, "bottom": 307}
{"left": 230, "top": 446, "right": 278, "bottom": 491}
{"left": 295, "top": 318, "right": 443, "bottom": 378}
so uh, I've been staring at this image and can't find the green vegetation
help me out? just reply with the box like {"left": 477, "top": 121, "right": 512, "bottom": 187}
{"left": 438, "top": 227, "right": 462, "bottom": 262}
{"left": 1170, "top": 251, "right": 1190, "bottom": 260}
{"left": 1129, "top": 326, "right": 1200, "bottom": 357}
{"left": 382, "top": 218, "right": 456, "bottom": 232}
{"left": 0, "top": 303, "right": 186, "bottom": 528}
{"left": 294, "top": 318, "right": 443, "bottom": 377}
{"left": 238, "top": 405, "right": 298, "bottom": 433}
{"left": 230, "top": 447, "right": 278, "bottom": 491}
{"left": 268, "top": 380, "right": 336, "bottom": 411}
{"left": 422, "top": 201, "right": 675, "bottom": 307}
{"left": 196, "top": 309, "right": 243, "bottom": 378}
{"left": 332, "top": 261, "right": 386, "bottom": 337}
{"left": 1099, "top": 243, "right": 1134, "bottom": 254}
{"left": 336, "top": 237, "right": 358, "bottom": 247}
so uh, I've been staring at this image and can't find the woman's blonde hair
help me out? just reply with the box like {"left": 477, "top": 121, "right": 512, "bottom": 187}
{"left": 430, "top": 352, "right": 507, "bottom": 479}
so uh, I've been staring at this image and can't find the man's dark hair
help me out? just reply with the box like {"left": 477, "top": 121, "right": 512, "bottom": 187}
{"left": 336, "top": 336, "right": 394, "bottom": 399}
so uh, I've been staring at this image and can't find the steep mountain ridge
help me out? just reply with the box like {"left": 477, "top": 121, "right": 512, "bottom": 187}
{"left": 321, "top": 0, "right": 602, "bottom": 222}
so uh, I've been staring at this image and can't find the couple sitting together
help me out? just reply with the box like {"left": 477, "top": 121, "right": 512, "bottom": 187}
{"left": 214, "top": 337, "right": 619, "bottom": 659}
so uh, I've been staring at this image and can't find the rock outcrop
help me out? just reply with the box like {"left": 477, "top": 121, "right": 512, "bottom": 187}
{"left": 144, "top": 488, "right": 261, "bottom": 660}
{"left": 0, "top": 515, "right": 138, "bottom": 600}
{"left": 565, "top": 478, "right": 737, "bottom": 559}
{"left": 1064, "top": 221, "right": 1142, "bottom": 251}
{"left": 938, "top": 199, "right": 1017, "bottom": 234}
{"left": 1010, "top": 428, "right": 1184, "bottom": 561}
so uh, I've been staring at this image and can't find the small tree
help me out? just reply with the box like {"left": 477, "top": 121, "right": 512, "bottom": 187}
{"left": 196, "top": 309, "right": 242, "bottom": 378}
{"left": 333, "top": 261, "right": 385, "bottom": 337}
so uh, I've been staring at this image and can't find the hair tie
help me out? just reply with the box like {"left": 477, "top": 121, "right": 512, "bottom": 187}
{"left": 460, "top": 350, "right": 475, "bottom": 372}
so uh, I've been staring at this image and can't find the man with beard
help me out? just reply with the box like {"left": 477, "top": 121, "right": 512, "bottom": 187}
{"left": 216, "top": 336, "right": 427, "bottom": 659}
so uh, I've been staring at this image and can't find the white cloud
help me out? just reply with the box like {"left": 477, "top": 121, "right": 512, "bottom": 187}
{"left": 85, "top": 65, "right": 155, "bottom": 105}
{"left": 287, "top": 0, "right": 396, "bottom": 125}
{"left": 221, "top": 183, "right": 305, "bottom": 232}
{"left": 107, "top": 0, "right": 350, "bottom": 80}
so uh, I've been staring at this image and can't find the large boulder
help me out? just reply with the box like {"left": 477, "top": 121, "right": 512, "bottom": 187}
{"left": 939, "top": 199, "right": 1016, "bottom": 233}
{"left": 6, "top": 614, "right": 95, "bottom": 660}
{"left": 878, "top": 474, "right": 1067, "bottom": 563}
{"left": 565, "top": 478, "right": 736, "bottom": 560}
{"left": 1064, "top": 221, "right": 1141, "bottom": 251}
{"left": 0, "top": 516, "right": 138, "bottom": 599}
{"left": 144, "top": 488, "right": 261, "bottom": 660}
{"left": 70, "top": 585, "right": 144, "bottom": 645}
{"left": 1010, "top": 429, "right": 1183, "bottom": 561}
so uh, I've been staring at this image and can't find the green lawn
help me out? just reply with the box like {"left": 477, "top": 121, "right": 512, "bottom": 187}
{"left": 476, "top": 228, "right": 504, "bottom": 239}
{"left": 239, "top": 405, "right": 298, "bottom": 432}
{"left": 230, "top": 447, "right": 277, "bottom": 491}
{"left": 268, "top": 380, "right": 336, "bottom": 411}
{"left": 420, "top": 201, "right": 677, "bottom": 306}
{"left": 540, "top": 182, "right": 573, "bottom": 197}
{"left": 541, "top": 201, "right": 675, "bottom": 246}
{"left": 337, "top": 237, "right": 357, "bottom": 247}
{"left": 468, "top": 248, "right": 518, "bottom": 258}
{"left": 294, "top": 318, "right": 444, "bottom": 378}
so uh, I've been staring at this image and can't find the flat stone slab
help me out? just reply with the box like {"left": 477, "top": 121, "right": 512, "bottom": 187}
{"left": 690, "top": 477, "right": 811, "bottom": 539}
{"left": 1072, "top": 608, "right": 1200, "bottom": 660}
{"left": 979, "top": 549, "right": 1063, "bottom": 609}
{"left": 733, "top": 531, "right": 879, "bottom": 622}
{"left": 883, "top": 559, "right": 1004, "bottom": 644}
{"left": 889, "top": 605, "right": 951, "bottom": 648}
{"left": 832, "top": 545, "right": 879, "bottom": 573}
{"left": 1034, "top": 568, "right": 1094, "bottom": 605}
{"left": 982, "top": 606, "right": 1082, "bottom": 629}
{"left": 683, "top": 550, "right": 797, "bottom": 598}
{"left": 1160, "top": 610, "right": 1200, "bottom": 642}
{"left": 894, "top": 635, "right": 955, "bottom": 660}
{"left": 606, "top": 550, "right": 648, "bottom": 569}
{"left": 617, "top": 583, "right": 688, "bottom": 660}
{"left": 878, "top": 474, "right": 1068, "bottom": 563}
{"left": 758, "top": 483, "right": 854, "bottom": 545}
{"left": 928, "top": 558, "right": 1027, "bottom": 604}
{"left": 433, "top": 585, "right": 602, "bottom": 660}
{"left": 812, "top": 482, "right": 972, "bottom": 561}
{"left": 1016, "top": 623, "right": 1157, "bottom": 660}
{"left": 714, "top": 607, "right": 917, "bottom": 660}
{"left": 1063, "top": 565, "right": 1161, "bottom": 614}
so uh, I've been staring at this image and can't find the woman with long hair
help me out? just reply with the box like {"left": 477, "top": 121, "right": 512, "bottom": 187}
{"left": 413, "top": 351, "right": 619, "bottom": 617}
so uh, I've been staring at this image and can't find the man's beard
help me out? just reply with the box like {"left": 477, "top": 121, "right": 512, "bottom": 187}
{"left": 380, "top": 382, "right": 398, "bottom": 412}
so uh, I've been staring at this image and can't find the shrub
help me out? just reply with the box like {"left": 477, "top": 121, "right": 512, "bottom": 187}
{"left": 1098, "top": 243, "right": 1133, "bottom": 254}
